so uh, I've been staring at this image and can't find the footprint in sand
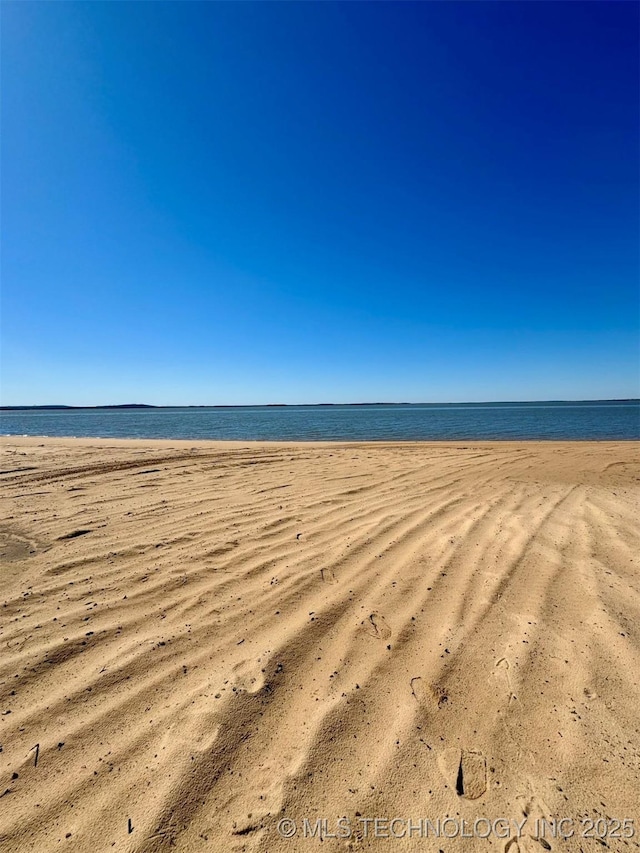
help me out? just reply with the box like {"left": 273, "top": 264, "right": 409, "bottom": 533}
{"left": 438, "top": 747, "right": 487, "bottom": 800}
{"left": 365, "top": 611, "right": 391, "bottom": 640}
{"left": 457, "top": 749, "right": 487, "bottom": 799}
{"left": 321, "top": 567, "right": 337, "bottom": 585}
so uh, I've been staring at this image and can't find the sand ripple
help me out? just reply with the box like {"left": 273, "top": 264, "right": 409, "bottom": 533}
{"left": 1, "top": 438, "right": 639, "bottom": 851}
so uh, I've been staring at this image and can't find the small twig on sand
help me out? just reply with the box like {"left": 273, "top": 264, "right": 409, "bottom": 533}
{"left": 128, "top": 818, "right": 133, "bottom": 834}
{"left": 31, "top": 743, "right": 40, "bottom": 767}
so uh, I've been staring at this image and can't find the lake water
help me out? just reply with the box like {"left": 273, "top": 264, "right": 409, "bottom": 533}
{"left": 1, "top": 402, "right": 639, "bottom": 441}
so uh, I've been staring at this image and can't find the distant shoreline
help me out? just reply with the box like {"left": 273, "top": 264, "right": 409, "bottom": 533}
{"left": 2, "top": 399, "right": 639, "bottom": 411}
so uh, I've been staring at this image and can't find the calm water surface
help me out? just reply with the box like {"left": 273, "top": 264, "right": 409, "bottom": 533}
{"left": 1, "top": 402, "right": 639, "bottom": 441}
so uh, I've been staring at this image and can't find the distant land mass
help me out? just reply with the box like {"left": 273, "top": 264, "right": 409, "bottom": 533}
{"left": 0, "top": 404, "right": 158, "bottom": 410}
{"left": 1, "top": 400, "right": 638, "bottom": 411}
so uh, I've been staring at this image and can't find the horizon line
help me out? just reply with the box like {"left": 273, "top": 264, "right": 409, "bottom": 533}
{"left": 2, "top": 398, "right": 639, "bottom": 411}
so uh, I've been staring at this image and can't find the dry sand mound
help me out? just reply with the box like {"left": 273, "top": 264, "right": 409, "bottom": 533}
{"left": 1, "top": 437, "right": 639, "bottom": 852}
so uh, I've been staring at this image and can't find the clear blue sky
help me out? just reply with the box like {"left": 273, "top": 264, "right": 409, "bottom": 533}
{"left": 2, "top": 1, "right": 638, "bottom": 405}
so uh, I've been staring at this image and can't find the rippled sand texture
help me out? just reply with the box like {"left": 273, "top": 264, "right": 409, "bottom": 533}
{"left": 1, "top": 438, "right": 639, "bottom": 852}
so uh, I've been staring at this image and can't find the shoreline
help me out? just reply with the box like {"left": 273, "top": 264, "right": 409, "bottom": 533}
{"left": 2, "top": 434, "right": 639, "bottom": 450}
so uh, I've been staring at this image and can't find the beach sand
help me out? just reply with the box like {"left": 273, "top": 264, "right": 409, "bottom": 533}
{"left": 1, "top": 437, "right": 639, "bottom": 852}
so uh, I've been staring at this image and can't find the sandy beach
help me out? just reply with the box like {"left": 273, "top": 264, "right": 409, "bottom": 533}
{"left": 1, "top": 437, "right": 638, "bottom": 852}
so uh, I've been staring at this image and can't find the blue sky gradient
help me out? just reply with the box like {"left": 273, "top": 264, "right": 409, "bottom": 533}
{"left": 2, "top": 1, "right": 638, "bottom": 404}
